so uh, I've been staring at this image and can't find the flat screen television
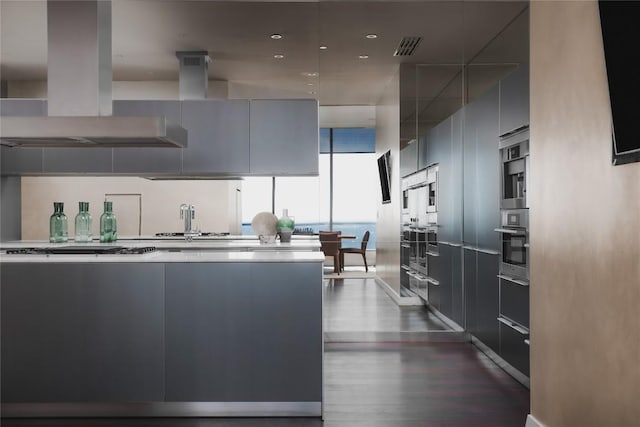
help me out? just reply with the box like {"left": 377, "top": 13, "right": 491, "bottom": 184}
{"left": 599, "top": 1, "right": 640, "bottom": 165}
{"left": 377, "top": 150, "right": 391, "bottom": 204}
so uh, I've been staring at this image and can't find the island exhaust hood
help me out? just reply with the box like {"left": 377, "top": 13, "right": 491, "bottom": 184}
{"left": 0, "top": 1, "right": 187, "bottom": 148}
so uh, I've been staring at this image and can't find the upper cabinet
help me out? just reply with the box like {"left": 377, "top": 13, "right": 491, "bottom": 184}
{"left": 0, "top": 99, "right": 45, "bottom": 175}
{"left": 1, "top": 99, "right": 319, "bottom": 177}
{"left": 499, "top": 66, "right": 530, "bottom": 136}
{"left": 112, "top": 100, "right": 183, "bottom": 174}
{"left": 249, "top": 99, "right": 319, "bottom": 176}
{"left": 182, "top": 100, "right": 250, "bottom": 175}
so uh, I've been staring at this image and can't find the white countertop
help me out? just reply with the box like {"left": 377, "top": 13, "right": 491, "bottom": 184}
{"left": 0, "top": 250, "right": 325, "bottom": 263}
{"left": 0, "top": 237, "right": 323, "bottom": 263}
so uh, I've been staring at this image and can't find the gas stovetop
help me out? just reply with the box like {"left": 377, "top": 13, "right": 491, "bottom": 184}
{"left": 5, "top": 246, "right": 156, "bottom": 255}
{"left": 155, "top": 232, "right": 230, "bottom": 237}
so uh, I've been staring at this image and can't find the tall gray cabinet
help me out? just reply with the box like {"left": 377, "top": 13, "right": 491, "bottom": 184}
{"left": 414, "top": 65, "right": 529, "bottom": 384}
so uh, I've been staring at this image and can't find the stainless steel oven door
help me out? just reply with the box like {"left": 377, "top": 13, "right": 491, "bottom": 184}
{"left": 426, "top": 165, "right": 438, "bottom": 213}
{"left": 407, "top": 270, "right": 429, "bottom": 301}
{"left": 409, "top": 229, "right": 419, "bottom": 271}
{"left": 497, "top": 228, "right": 529, "bottom": 281}
{"left": 416, "top": 229, "right": 427, "bottom": 275}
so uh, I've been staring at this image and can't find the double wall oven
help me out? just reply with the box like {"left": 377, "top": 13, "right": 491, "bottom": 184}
{"left": 401, "top": 165, "right": 439, "bottom": 301}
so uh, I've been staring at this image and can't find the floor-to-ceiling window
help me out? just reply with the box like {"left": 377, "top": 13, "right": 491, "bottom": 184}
{"left": 241, "top": 127, "right": 377, "bottom": 248}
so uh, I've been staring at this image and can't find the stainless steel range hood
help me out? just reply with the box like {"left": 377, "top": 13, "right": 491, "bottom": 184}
{"left": 0, "top": 1, "right": 187, "bottom": 148}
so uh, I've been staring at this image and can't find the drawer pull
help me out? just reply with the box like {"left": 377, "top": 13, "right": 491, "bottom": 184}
{"left": 494, "top": 228, "right": 519, "bottom": 235}
{"left": 498, "top": 274, "right": 529, "bottom": 287}
{"left": 498, "top": 316, "right": 529, "bottom": 335}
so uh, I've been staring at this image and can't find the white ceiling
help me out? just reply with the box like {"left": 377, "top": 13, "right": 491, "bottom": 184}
{"left": 0, "top": 0, "right": 528, "bottom": 121}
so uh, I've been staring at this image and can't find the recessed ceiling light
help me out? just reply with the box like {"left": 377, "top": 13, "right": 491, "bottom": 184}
{"left": 307, "top": 83, "right": 314, "bottom": 86}
{"left": 270, "top": 34, "right": 283, "bottom": 40}
{"left": 302, "top": 72, "right": 319, "bottom": 77}
{"left": 359, "top": 55, "right": 369, "bottom": 59}
{"left": 273, "top": 54, "right": 284, "bottom": 59}
{"left": 319, "top": 45, "right": 328, "bottom": 50}
{"left": 366, "top": 34, "right": 378, "bottom": 39}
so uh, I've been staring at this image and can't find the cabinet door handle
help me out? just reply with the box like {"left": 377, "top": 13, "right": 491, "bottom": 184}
{"left": 494, "top": 228, "right": 519, "bottom": 235}
{"left": 497, "top": 274, "right": 529, "bottom": 287}
{"left": 498, "top": 316, "right": 529, "bottom": 335}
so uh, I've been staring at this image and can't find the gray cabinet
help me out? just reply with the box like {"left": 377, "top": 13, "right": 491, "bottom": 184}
{"left": 463, "top": 248, "right": 477, "bottom": 334}
{"left": 165, "top": 262, "right": 323, "bottom": 402}
{"left": 42, "top": 147, "right": 113, "bottom": 174}
{"left": 112, "top": 100, "right": 182, "bottom": 174}
{"left": 499, "top": 65, "right": 529, "bottom": 136}
{"left": 474, "top": 85, "right": 500, "bottom": 252}
{"left": 0, "top": 99, "right": 45, "bottom": 175}
{"left": 450, "top": 110, "right": 464, "bottom": 245}
{"left": 475, "top": 251, "right": 500, "bottom": 354}
{"left": 400, "top": 142, "right": 418, "bottom": 177}
{"left": 250, "top": 99, "right": 319, "bottom": 176}
{"left": 182, "top": 100, "right": 250, "bottom": 175}
{"left": 0, "top": 263, "right": 165, "bottom": 402}
{"left": 450, "top": 244, "right": 464, "bottom": 326}
{"left": 463, "top": 100, "right": 478, "bottom": 246}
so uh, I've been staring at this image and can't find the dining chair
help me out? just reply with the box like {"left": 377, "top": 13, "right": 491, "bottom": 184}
{"left": 339, "top": 230, "right": 370, "bottom": 272}
{"left": 319, "top": 231, "right": 341, "bottom": 274}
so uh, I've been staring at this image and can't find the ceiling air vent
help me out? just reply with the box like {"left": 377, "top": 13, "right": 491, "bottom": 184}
{"left": 393, "top": 37, "right": 422, "bottom": 56}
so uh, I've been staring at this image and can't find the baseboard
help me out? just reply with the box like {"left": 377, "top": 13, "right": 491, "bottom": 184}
{"left": 526, "top": 414, "right": 545, "bottom": 427}
{"left": 374, "top": 276, "right": 423, "bottom": 306}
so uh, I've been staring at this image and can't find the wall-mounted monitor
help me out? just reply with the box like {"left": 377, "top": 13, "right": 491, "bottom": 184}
{"left": 599, "top": 1, "right": 640, "bottom": 165}
{"left": 377, "top": 150, "right": 391, "bottom": 204}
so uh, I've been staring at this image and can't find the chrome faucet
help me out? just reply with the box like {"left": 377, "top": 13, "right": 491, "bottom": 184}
{"left": 179, "top": 204, "right": 197, "bottom": 239}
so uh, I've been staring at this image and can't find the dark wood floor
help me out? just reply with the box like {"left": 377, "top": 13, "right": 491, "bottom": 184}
{"left": 2, "top": 279, "right": 530, "bottom": 426}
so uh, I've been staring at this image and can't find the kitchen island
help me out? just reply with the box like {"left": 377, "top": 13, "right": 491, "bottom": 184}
{"left": 0, "top": 240, "right": 324, "bottom": 418}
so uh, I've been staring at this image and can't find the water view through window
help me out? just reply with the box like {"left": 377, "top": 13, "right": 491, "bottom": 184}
{"left": 241, "top": 128, "right": 377, "bottom": 248}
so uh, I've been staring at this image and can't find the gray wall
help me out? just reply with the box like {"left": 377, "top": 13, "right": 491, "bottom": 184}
{"left": 0, "top": 176, "right": 21, "bottom": 241}
{"left": 375, "top": 71, "right": 401, "bottom": 294}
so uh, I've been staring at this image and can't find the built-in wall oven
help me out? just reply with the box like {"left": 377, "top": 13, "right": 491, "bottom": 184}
{"left": 494, "top": 209, "right": 529, "bottom": 281}
{"left": 426, "top": 165, "right": 438, "bottom": 213}
{"left": 500, "top": 129, "right": 529, "bottom": 210}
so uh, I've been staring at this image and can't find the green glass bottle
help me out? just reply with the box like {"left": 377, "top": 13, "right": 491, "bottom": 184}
{"left": 100, "top": 201, "right": 117, "bottom": 243}
{"left": 74, "top": 201, "right": 93, "bottom": 242}
{"left": 49, "top": 202, "right": 68, "bottom": 243}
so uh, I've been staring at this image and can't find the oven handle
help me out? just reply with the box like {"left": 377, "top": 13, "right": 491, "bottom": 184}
{"left": 497, "top": 316, "right": 530, "bottom": 335}
{"left": 494, "top": 228, "right": 520, "bottom": 235}
{"left": 497, "top": 274, "right": 529, "bottom": 287}
{"left": 426, "top": 277, "right": 439, "bottom": 286}
{"left": 401, "top": 265, "right": 411, "bottom": 271}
